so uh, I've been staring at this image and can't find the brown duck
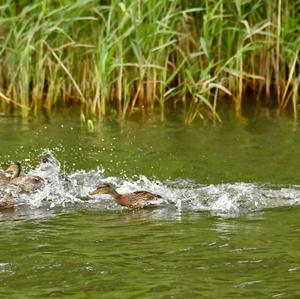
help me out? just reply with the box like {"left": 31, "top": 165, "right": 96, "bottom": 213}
{"left": 89, "top": 183, "right": 162, "bottom": 208}
{"left": 5, "top": 162, "right": 44, "bottom": 192}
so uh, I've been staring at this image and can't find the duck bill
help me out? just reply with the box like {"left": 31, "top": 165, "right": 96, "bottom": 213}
{"left": 89, "top": 190, "right": 98, "bottom": 196}
{"left": 5, "top": 166, "right": 12, "bottom": 173}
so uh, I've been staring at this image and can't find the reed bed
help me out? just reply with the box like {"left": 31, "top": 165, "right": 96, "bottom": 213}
{"left": 0, "top": 0, "right": 299, "bottom": 122}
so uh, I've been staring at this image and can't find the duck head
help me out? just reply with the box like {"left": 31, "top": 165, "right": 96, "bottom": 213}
{"left": 5, "top": 162, "right": 21, "bottom": 179}
{"left": 89, "top": 183, "right": 119, "bottom": 197}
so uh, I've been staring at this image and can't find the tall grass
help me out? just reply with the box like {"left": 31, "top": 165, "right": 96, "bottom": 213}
{"left": 0, "top": 0, "right": 299, "bottom": 122}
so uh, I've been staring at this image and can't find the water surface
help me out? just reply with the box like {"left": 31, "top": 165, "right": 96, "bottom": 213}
{"left": 1, "top": 109, "right": 300, "bottom": 298}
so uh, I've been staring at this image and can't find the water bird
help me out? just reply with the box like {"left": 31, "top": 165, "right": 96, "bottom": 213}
{"left": 89, "top": 183, "right": 162, "bottom": 208}
{"left": 5, "top": 162, "right": 44, "bottom": 192}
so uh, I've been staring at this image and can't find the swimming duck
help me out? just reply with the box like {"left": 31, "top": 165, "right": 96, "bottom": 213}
{"left": 89, "top": 183, "right": 162, "bottom": 208}
{"left": 0, "top": 193, "right": 15, "bottom": 209}
{"left": 5, "top": 162, "right": 44, "bottom": 192}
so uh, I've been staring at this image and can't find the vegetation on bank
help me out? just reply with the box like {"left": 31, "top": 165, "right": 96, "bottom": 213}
{"left": 0, "top": 0, "right": 299, "bottom": 122}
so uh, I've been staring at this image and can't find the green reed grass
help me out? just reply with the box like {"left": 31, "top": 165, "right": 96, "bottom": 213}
{"left": 0, "top": 0, "right": 299, "bottom": 122}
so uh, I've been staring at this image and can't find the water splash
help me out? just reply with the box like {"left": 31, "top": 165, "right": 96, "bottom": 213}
{"left": 1, "top": 151, "right": 300, "bottom": 218}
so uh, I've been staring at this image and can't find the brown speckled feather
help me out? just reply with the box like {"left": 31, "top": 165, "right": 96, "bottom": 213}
{"left": 11, "top": 176, "right": 44, "bottom": 192}
{"left": 116, "top": 191, "right": 161, "bottom": 208}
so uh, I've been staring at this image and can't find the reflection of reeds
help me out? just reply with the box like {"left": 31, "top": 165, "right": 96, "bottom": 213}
{"left": 0, "top": 1, "right": 299, "bottom": 122}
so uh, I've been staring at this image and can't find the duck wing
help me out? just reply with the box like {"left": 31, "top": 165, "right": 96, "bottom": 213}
{"left": 115, "top": 191, "right": 162, "bottom": 208}
{"left": 132, "top": 191, "right": 162, "bottom": 200}
{"left": 10, "top": 175, "right": 44, "bottom": 191}
{"left": 12, "top": 175, "right": 43, "bottom": 184}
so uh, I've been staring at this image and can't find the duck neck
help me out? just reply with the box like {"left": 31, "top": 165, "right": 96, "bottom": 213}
{"left": 13, "top": 170, "right": 20, "bottom": 179}
{"left": 108, "top": 188, "right": 120, "bottom": 199}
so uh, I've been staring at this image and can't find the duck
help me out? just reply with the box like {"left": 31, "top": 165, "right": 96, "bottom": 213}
{"left": 5, "top": 162, "right": 44, "bottom": 192}
{"left": 0, "top": 193, "right": 15, "bottom": 209}
{"left": 89, "top": 183, "right": 162, "bottom": 208}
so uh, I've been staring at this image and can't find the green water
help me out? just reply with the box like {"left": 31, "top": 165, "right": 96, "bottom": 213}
{"left": 1, "top": 109, "right": 300, "bottom": 298}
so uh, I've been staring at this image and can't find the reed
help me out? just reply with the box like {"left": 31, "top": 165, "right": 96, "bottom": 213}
{"left": 0, "top": 0, "right": 299, "bottom": 122}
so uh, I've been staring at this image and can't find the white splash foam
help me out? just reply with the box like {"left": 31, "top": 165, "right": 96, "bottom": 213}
{"left": 1, "top": 151, "right": 300, "bottom": 217}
